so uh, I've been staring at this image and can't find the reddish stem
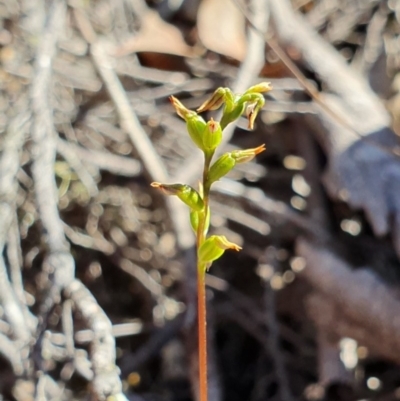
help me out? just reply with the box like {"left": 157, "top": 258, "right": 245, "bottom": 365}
{"left": 196, "top": 151, "right": 212, "bottom": 401}
{"left": 197, "top": 268, "right": 208, "bottom": 401}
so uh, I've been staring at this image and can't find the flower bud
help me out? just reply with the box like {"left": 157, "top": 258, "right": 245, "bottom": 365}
{"left": 197, "top": 88, "right": 227, "bottom": 113}
{"left": 202, "top": 118, "right": 222, "bottom": 152}
{"left": 187, "top": 116, "right": 207, "bottom": 151}
{"left": 170, "top": 96, "right": 207, "bottom": 150}
{"left": 198, "top": 235, "right": 242, "bottom": 265}
{"left": 231, "top": 144, "right": 266, "bottom": 164}
{"left": 151, "top": 182, "right": 204, "bottom": 211}
{"left": 207, "top": 153, "right": 236, "bottom": 184}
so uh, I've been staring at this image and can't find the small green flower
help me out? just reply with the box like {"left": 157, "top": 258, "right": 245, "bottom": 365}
{"left": 231, "top": 144, "right": 266, "bottom": 163}
{"left": 207, "top": 144, "right": 266, "bottom": 185}
{"left": 197, "top": 82, "right": 272, "bottom": 130}
{"left": 198, "top": 235, "right": 242, "bottom": 266}
{"left": 170, "top": 96, "right": 207, "bottom": 151}
{"left": 220, "top": 102, "right": 246, "bottom": 130}
{"left": 151, "top": 182, "right": 204, "bottom": 211}
{"left": 197, "top": 87, "right": 232, "bottom": 112}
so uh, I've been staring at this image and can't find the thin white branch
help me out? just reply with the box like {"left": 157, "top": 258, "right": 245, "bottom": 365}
{"left": 30, "top": 0, "right": 69, "bottom": 253}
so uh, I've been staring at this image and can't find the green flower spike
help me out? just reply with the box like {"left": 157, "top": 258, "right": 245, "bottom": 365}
{"left": 198, "top": 235, "right": 242, "bottom": 268}
{"left": 153, "top": 84, "right": 270, "bottom": 401}
{"left": 207, "top": 144, "right": 266, "bottom": 184}
{"left": 151, "top": 182, "right": 204, "bottom": 211}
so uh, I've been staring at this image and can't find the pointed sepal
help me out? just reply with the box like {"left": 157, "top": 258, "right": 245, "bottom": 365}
{"left": 244, "top": 82, "right": 273, "bottom": 95}
{"left": 231, "top": 144, "right": 266, "bottom": 163}
{"left": 170, "top": 95, "right": 196, "bottom": 120}
{"left": 170, "top": 96, "right": 207, "bottom": 151}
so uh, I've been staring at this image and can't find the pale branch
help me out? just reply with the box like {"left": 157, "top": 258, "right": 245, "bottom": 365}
{"left": 90, "top": 39, "right": 169, "bottom": 183}
{"left": 57, "top": 138, "right": 142, "bottom": 178}
{"left": 0, "top": 113, "right": 31, "bottom": 345}
{"left": 354, "top": 3, "right": 388, "bottom": 75}
{"left": 268, "top": 0, "right": 389, "bottom": 141}
{"left": 7, "top": 217, "right": 38, "bottom": 334}
{"left": 87, "top": 31, "right": 193, "bottom": 250}
{"left": 0, "top": 256, "right": 29, "bottom": 344}
{"left": 30, "top": 1, "right": 75, "bottom": 335}
{"left": 65, "top": 279, "right": 123, "bottom": 401}
{"left": 34, "top": 373, "right": 64, "bottom": 401}
{"left": 312, "top": 298, "right": 353, "bottom": 386}
{"left": 0, "top": 332, "right": 24, "bottom": 375}
{"left": 7, "top": 219, "right": 26, "bottom": 308}
{"left": 0, "top": 113, "right": 30, "bottom": 246}
{"left": 213, "top": 179, "right": 325, "bottom": 238}
{"left": 30, "top": 0, "right": 69, "bottom": 254}
{"left": 61, "top": 300, "right": 75, "bottom": 364}
{"left": 268, "top": 0, "right": 400, "bottom": 252}
{"left": 297, "top": 239, "right": 400, "bottom": 364}
{"left": 31, "top": 3, "right": 127, "bottom": 400}
{"left": 56, "top": 139, "right": 99, "bottom": 197}
{"left": 306, "top": 292, "right": 400, "bottom": 364}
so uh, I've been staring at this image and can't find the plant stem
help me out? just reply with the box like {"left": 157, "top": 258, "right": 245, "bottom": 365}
{"left": 196, "top": 151, "right": 213, "bottom": 401}
{"left": 197, "top": 262, "right": 208, "bottom": 401}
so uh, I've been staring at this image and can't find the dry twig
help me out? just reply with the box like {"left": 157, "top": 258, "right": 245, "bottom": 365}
{"left": 65, "top": 280, "right": 123, "bottom": 400}
{"left": 30, "top": 0, "right": 70, "bottom": 254}
{"left": 297, "top": 239, "right": 400, "bottom": 364}
{"left": 57, "top": 138, "right": 141, "bottom": 178}
{"left": 0, "top": 113, "right": 31, "bottom": 349}
{"left": 30, "top": 2, "right": 127, "bottom": 399}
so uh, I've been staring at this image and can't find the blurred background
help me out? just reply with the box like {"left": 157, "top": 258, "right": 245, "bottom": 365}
{"left": 1, "top": 0, "right": 400, "bottom": 400}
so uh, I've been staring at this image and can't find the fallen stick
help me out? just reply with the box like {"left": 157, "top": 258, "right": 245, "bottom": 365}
{"left": 297, "top": 239, "right": 400, "bottom": 364}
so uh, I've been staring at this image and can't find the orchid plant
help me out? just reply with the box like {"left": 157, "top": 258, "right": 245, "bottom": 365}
{"left": 151, "top": 82, "right": 272, "bottom": 401}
